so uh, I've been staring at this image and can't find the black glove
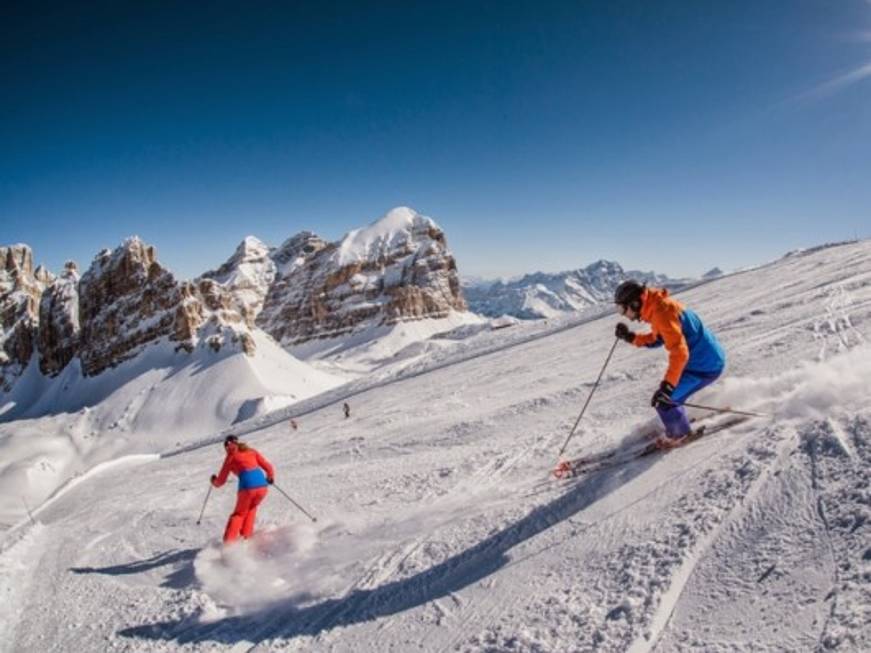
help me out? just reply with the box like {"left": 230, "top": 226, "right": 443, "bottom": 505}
{"left": 615, "top": 322, "right": 635, "bottom": 343}
{"left": 210, "top": 474, "right": 218, "bottom": 486}
{"left": 267, "top": 477, "right": 274, "bottom": 485}
{"left": 651, "top": 381, "right": 675, "bottom": 408}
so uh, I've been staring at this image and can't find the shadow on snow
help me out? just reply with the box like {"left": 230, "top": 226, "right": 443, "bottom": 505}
{"left": 118, "top": 455, "right": 659, "bottom": 646}
{"left": 71, "top": 547, "right": 200, "bottom": 590}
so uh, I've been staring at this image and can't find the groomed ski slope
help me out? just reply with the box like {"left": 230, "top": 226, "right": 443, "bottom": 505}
{"left": 2, "top": 240, "right": 870, "bottom": 652}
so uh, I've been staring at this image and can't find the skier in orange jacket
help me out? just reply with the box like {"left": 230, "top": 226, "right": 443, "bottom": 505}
{"left": 614, "top": 280, "right": 726, "bottom": 447}
{"left": 210, "top": 435, "right": 275, "bottom": 543}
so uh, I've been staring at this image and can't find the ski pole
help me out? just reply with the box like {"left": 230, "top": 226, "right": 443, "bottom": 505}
{"left": 272, "top": 483, "right": 318, "bottom": 523}
{"left": 195, "top": 484, "right": 213, "bottom": 526}
{"left": 21, "top": 496, "right": 36, "bottom": 526}
{"left": 678, "top": 401, "right": 770, "bottom": 419}
{"left": 555, "top": 337, "right": 620, "bottom": 461}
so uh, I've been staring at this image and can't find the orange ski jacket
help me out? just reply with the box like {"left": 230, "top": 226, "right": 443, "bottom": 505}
{"left": 629, "top": 287, "right": 725, "bottom": 387}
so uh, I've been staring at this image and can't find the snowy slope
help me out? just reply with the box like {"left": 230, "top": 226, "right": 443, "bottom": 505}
{"left": 0, "top": 332, "right": 341, "bottom": 527}
{"left": 1, "top": 240, "right": 870, "bottom": 652}
{"left": 289, "top": 311, "right": 485, "bottom": 377}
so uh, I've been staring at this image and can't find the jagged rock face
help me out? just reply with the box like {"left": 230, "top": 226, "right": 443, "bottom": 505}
{"left": 463, "top": 260, "right": 693, "bottom": 319}
{"left": 257, "top": 207, "right": 466, "bottom": 346}
{"left": 3, "top": 208, "right": 466, "bottom": 388}
{"left": 176, "top": 278, "right": 255, "bottom": 356}
{"left": 75, "top": 238, "right": 256, "bottom": 376}
{"left": 77, "top": 239, "right": 183, "bottom": 376}
{"left": 199, "top": 236, "right": 277, "bottom": 326}
{"left": 34, "top": 264, "right": 55, "bottom": 286}
{"left": 0, "top": 245, "right": 48, "bottom": 390}
{"left": 38, "top": 262, "right": 81, "bottom": 376}
{"left": 0, "top": 237, "right": 260, "bottom": 386}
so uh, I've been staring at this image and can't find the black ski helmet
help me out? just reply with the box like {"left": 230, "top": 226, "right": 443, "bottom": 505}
{"left": 614, "top": 280, "right": 645, "bottom": 308}
{"left": 223, "top": 435, "right": 239, "bottom": 447}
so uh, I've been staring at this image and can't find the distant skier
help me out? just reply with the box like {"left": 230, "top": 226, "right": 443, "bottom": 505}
{"left": 210, "top": 435, "right": 275, "bottom": 544}
{"left": 289, "top": 419, "right": 298, "bottom": 431}
{"left": 343, "top": 402, "right": 350, "bottom": 419}
{"left": 614, "top": 280, "right": 726, "bottom": 447}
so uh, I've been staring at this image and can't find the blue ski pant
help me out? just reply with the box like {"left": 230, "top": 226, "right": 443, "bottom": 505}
{"left": 656, "top": 369, "right": 722, "bottom": 438}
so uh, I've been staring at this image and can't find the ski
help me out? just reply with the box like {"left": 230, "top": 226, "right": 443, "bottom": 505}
{"left": 553, "top": 414, "right": 750, "bottom": 480}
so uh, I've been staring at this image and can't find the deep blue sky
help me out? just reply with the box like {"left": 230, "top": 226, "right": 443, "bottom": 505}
{"left": 2, "top": 1, "right": 870, "bottom": 280}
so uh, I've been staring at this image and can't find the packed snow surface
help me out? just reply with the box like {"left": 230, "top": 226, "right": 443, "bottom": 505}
{"left": 1, "top": 240, "right": 871, "bottom": 652}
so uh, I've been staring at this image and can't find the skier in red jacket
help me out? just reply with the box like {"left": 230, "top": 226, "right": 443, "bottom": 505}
{"left": 210, "top": 435, "right": 275, "bottom": 543}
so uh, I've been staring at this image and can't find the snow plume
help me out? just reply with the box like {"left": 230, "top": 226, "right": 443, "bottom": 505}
{"left": 194, "top": 488, "right": 498, "bottom": 616}
{"left": 195, "top": 522, "right": 325, "bottom": 613}
{"left": 608, "top": 345, "right": 870, "bottom": 451}
{"left": 704, "top": 345, "right": 870, "bottom": 421}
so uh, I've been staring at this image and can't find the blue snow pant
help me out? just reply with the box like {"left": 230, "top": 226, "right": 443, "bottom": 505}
{"left": 656, "top": 369, "right": 722, "bottom": 439}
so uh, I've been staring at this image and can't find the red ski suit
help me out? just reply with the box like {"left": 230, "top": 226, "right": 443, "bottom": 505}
{"left": 211, "top": 444, "right": 275, "bottom": 543}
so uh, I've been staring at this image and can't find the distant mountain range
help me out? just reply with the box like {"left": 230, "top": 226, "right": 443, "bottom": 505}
{"left": 462, "top": 261, "right": 720, "bottom": 319}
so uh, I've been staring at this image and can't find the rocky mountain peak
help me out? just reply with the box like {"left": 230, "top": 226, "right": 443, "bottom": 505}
{"left": 272, "top": 231, "right": 330, "bottom": 270}
{"left": 334, "top": 206, "right": 440, "bottom": 267}
{"left": 256, "top": 207, "right": 466, "bottom": 346}
{"left": 77, "top": 239, "right": 182, "bottom": 375}
{"left": 71, "top": 237, "right": 252, "bottom": 375}
{"left": 38, "top": 261, "right": 81, "bottom": 376}
{"left": 2, "top": 244, "right": 35, "bottom": 279}
{"left": 200, "top": 236, "right": 277, "bottom": 326}
{"left": 0, "top": 244, "right": 46, "bottom": 390}
{"left": 34, "top": 264, "right": 54, "bottom": 286}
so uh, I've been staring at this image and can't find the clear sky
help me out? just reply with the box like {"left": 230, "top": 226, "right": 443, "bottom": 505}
{"left": 2, "top": 1, "right": 870, "bottom": 281}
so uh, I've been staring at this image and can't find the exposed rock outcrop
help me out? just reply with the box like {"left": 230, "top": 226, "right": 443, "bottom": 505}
{"left": 256, "top": 207, "right": 466, "bottom": 346}
{"left": 77, "top": 238, "right": 183, "bottom": 376}
{"left": 0, "top": 245, "right": 49, "bottom": 390}
{"left": 199, "top": 236, "right": 277, "bottom": 326}
{"left": 38, "top": 261, "right": 81, "bottom": 376}
{"left": 75, "top": 237, "right": 254, "bottom": 377}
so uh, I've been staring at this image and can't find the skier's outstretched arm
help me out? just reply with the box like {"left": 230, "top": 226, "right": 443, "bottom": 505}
{"left": 211, "top": 456, "right": 233, "bottom": 487}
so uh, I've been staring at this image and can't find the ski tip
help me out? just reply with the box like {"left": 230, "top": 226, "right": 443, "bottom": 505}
{"left": 553, "top": 460, "right": 572, "bottom": 479}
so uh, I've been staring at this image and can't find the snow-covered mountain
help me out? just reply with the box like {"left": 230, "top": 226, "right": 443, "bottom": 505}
{"left": 463, "top": 259, "right": 694, "bottom": 319}
{"left": 198, "top": 236, "right": 277, "bottom": 327}
{"left": 2, "top": 237, "right": 261, "bottom": 390}
{"left": 2, "top": 207, "right": 470, "bottom": 395}
{"left": 255, "top": 207, "right": 467, "bottom": 347}
{"left": 1, "top": 239, "right": 868, "bottom": 651}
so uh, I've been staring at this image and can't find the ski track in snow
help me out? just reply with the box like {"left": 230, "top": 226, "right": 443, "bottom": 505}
{"left": 2, "top": 240, "right": 871, "bottom": 652}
